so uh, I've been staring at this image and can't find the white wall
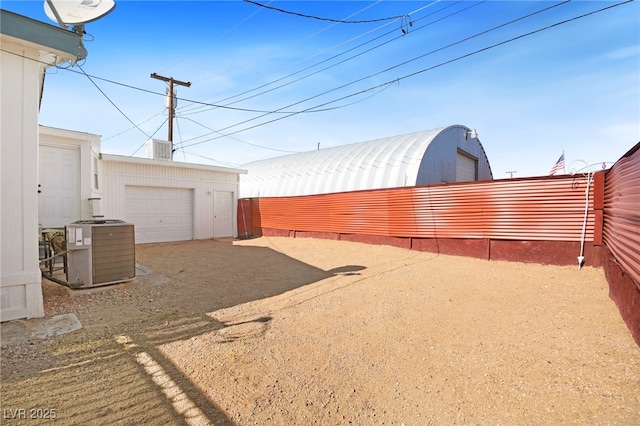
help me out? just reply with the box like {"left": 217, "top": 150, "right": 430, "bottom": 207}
{"left": 39, "top": 126, "right": 102, "bottom": 224}
{"left": 100, "top": 155, "right": 245, "bottom": 240}
{"left": 1, "top": 41, "right": 45, "bottom": 321}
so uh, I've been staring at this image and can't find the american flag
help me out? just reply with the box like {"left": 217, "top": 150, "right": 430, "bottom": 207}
{"left": 549, "top": 152, "right": 565, "bottom": 175}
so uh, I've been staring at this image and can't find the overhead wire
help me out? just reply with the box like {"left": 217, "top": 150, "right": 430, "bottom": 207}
{"left": 174, "top": 116, "right": 187, "bottom": 161}
{"left": 102, "top": 110, "right": 165, "bottom": 141}
{"left": 181, "top": 74, "right": 397, "bottom": 119}
{"left": 178, "top": 149, "right": 241, "bottom": 168}
{"left": 179, "top": 81, "right": 393, "bottom": 155}
{"left": 179, "top": 0, "right": 474, "bottom": 117}
{"left": 242, "top": 0, "right": 403, "bottom": 23}
{"left": 76, "top": 64, "right": 150, "bottom": 139}
{"left": 189, "top": 0, "right": 393, "bottom": 88}
{"left": 40, "top": 0, "right": 421, "bottom": 138}
{"left": 179, "top": 116, "right": 300, "bottom": 153}
{"left": 15, "top": 1, "right": 632, "bottom": 158}
{"left": 180, "top": 0, "right": 570, "bottom": 146}
{"left": 162, "top": 0, "right": 274, "bottom": 76}
{"left": 175, "top": 81, "right": 393, "bottom": 157}
{"left": 31, "top": 1, "right": 462, "bottom": 138}
{"left": 180, "top": 0, "right": 450, "bottom": 115}
{"left": 180, "top": 0, "right": 633, "bottom": 150}
{"left": 56, "top": 67, "right": 338, "bottom": 114}
{"left": 130, "top": 117, "right": 168, "bottom": 156}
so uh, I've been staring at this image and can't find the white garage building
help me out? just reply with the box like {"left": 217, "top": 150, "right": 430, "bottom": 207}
{"left": 38, "top": 126, "right": 246, "bottom": 244}
{"left": 100, "top": 154, "right": 245, "bottom": 243}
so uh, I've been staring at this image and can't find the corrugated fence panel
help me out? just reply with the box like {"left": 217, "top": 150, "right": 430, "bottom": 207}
{"left": 603, "top": 144, "right": 640, "bottom": 289}
{"left": 253, "top": 175, "right": 594, "bottom": 242}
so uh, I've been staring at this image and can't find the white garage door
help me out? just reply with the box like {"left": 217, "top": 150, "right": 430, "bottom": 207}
{"left": 456, "top": 150, "right": 478, "bottom": 182}
{"left": 125, "top": 186, "right": 193, "bottom": 244}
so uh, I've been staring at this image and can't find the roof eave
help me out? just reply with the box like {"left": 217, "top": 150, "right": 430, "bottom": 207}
{"left": 100, "top": 153, "right": 248, "bottom": 174}
{"left": 0, "top": 9, "right": 86, "bottom": 63}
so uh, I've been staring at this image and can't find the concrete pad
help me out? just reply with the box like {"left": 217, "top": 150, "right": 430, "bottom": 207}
{"left": 1, "top": 320, "right": 28, "bottom": 346}
{"left": 65, "top": 279, "right": 136, "bottom": 297}
{"left": 0, "top": 313, "right": 82, "bottom": 346}
{"left": 26, "top": 313, "right": 82, "bottom": 339}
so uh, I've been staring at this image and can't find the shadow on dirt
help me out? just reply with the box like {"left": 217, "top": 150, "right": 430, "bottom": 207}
{"left": 1, "top": 239, "right": 365, "bottom": 425}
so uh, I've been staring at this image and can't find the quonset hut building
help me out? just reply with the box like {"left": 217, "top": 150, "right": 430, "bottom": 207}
{"left": 239, "top": 125, "right": 493, "bottom": 198}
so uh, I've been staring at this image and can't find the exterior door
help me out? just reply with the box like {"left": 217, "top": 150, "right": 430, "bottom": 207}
{"left": 39, "top": 145, "right": 80, "bottom": 228}
{"left": 213, "top": 191, "right": 233, "bottom": 238}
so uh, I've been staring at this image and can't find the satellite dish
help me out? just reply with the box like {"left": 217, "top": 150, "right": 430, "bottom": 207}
{"left": 44, "top": 0, "right": 116, "bottom": 26}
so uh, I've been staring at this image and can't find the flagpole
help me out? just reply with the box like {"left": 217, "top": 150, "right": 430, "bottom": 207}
{"left": 563, "top": 150, "right": 565, "bottom": 174}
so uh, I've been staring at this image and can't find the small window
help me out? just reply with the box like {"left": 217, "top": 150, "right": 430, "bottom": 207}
{"left": 93, "top": 157, "right": 99, "bottom": 190}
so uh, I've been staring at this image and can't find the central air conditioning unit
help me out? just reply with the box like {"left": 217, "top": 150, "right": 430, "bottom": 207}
{"left": 65, "top": 220, "right": 136, "bottom": 288}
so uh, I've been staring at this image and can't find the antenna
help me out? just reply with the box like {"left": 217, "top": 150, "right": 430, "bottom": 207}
{"left": 44, "top": 0, "right": 116, "bottom": 27}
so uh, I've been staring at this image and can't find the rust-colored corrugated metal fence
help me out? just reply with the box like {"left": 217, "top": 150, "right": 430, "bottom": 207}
{"left": 603, "top": 143, "right": 640, "bottom": 289}
{"left": 237, "top": 159, "right": 640, "bottom": 345}
{"left": 602, "top": 142, "right": 640, "bottom": 346}
{"left": 243, "top": 175, "right": 595, "bottom": 242}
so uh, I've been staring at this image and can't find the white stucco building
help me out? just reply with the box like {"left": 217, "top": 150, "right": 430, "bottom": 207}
{"left": 99, "top": 154, "right": 244, "bottom": 243}
{"left": 38, "top": 126, "right": 246, "bottom": 245}
{"left": 1, "top": 10, "right": 86, "bottom": 321}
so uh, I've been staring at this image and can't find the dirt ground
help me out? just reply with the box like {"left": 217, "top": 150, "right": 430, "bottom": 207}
{"left": 1, "top": 236, "right": 639, "bottom": 425}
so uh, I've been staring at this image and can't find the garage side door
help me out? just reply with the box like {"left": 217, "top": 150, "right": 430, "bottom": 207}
{"left": 214, "top": 191, "right": 234, "bottom": 238}
{"left": 125, "top": 186, "right": 193, "bottom": 244}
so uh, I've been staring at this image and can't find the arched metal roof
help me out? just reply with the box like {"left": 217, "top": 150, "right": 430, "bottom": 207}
{"left": 240, "top": 126, "right": 492, "bottom": 198}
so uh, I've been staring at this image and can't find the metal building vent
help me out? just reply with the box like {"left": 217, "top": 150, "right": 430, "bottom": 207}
{"left": 146, "top": 138, "right": 171, "bottom": 160}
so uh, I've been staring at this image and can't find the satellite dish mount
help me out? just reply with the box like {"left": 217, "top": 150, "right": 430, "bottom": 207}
{"left": 44, "top": 0, "right": 116, "bottom": 32}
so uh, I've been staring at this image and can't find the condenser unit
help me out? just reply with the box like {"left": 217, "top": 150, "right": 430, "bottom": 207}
{"left": 66, "top": 220, "right": 136, "bottom": 288}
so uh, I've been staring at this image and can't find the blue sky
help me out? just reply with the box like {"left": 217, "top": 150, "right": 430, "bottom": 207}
{"left": 4, "top": 0, "right": 639, "bottom": 177}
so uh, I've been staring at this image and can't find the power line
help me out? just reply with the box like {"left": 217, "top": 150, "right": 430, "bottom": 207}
{"left": 178, "top": 149, "right": 241, "bottom": 168}
{"left": 181, "top": 0, "right": 633, "bottom": 149}
{"left": 179, "top": 116, "right": 300, "bottom": 154}
{"left": 130, "top": 117, "right": 168, "bottom": 156}
{"left": 179, "top": 0, "right": 471, "bottom": 117}
{"left": 15, "top": 0, "right": 632, "bottom": 157}
{"left": 179, "top": 82, "right": 394, "bottom": 152}
{"left": 55, "top": 67, "right": 331, "bottom": 114}
{"left": 242, "top": 0, "right": 403, "bottom": 24}
{"left": 38, "top": 1, "right": 477, "bottom": 128}
{"left": 77, "top": 64, "right": 150, "bottom": 139}
{"left": 4, "top": 47, "right": 403, "bottom": 123}
{"left": 102, "top": 110, "right": 165, "bottom": 141}
{"left": 162, "top": 0, "right": 275, "bottom": 76}
{"left": 193, "top": 0, "right": 388, "bottom": 86}
{"left": 180, "top": 0, "right": 569, "bottom": 145}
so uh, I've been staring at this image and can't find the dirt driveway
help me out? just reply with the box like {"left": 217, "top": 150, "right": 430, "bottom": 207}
{"left": 1, "top": 237, "right": 639, "bottom": 425}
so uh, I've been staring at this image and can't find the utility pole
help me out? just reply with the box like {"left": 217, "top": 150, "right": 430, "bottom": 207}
{"left": 506, "top": 170, "right": 517, "bottom": 178}
{"left": 150, "top": 73, "right": 191, "bottom": 160}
